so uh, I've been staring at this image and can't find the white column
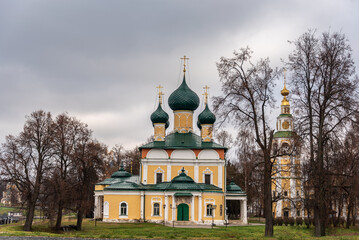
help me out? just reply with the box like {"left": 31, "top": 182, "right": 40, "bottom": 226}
{"left": 241, "top": 200, "right": 248, "bottom": 224}
{"left": 194, "top": 164, "right": 199, "bottom": 182}
{"left": 94, "top": 196, "right": 99, "bottom": 219}
{"left": 198, "top": 195, "right": 202, "bottom": 222}
{"left": 172, "top": 195, "right": 176, "bottom": 221}
{"left": 191, "top": 195, "right": 195, "bottom": 222}
{"left": 165, "top": 195, "right": 168, "bottom": 221}
{"left": 218, "top": 164, "right": 223, "bottom": 188}
{"left": 167, "top": 164, "right": 172, "bottom": 181}
{"left": 140, "top": 191, "right": 144, "bottom": 220}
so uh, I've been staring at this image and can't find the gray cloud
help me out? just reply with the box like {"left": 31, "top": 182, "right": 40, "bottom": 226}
{"left": 1, "top": 0, "right": 358, "bottom": 151}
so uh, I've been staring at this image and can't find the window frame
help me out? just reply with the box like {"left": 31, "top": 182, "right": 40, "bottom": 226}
{"left": 119, "top": 201, "right": 128, "bottom": 218}
{"left": 153, "top": 203, "right": 160, "bottom": 216}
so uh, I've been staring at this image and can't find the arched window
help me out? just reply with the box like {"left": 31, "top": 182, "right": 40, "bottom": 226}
{"left": 104, "top": 201, "right": 109, "bottom": 218}
{"left": 153, "top": 203, "right": 160, "bottom": 216}
{"left": 120, "top": 202, "right": 127, "bottom": 216}
{"left": 206, "top": 204, "right": 213, "bottom": 216}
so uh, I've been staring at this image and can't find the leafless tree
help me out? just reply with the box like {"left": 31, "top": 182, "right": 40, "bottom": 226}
{"left": 0, "top": 110, "right": 55, "bottom": 231}
{"left": 287, "top": 30, "right": 358, "bottom": 236}
{"left": 214, "top": 47, "right": 279, "bottom": 236}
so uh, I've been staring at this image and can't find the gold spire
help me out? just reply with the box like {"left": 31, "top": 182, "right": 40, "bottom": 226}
{"left": 281, "top": 68, "right": 290, "bottom": 106}
{"left": 156, "top": 85, "right": 164, "bottom": 105}
{"left": 203, "top": 85, "right": 209, "bottom": 105}
{"left": 181, "top": 55, "right": 189, "bottom": 73}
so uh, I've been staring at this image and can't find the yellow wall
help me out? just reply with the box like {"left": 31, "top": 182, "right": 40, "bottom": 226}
{"left": 198, "top": 166, "right": 218, "bottom": 185}
{"left": 201, "top": 193, "right": 224, "bottom": 220}
{"left": 147, "top": 165, "right": 168, "bottom": 184}
{"left": 171, "top": 166, "right": 194, "bottom": 179}
{"left": 95, "top": 185, "right": 108, "bottom": 191}
{"left": 174, "top": 111, "right": 193, "bottom": 133}
{"left": 144, "top": 195, "right": 165, "bottom": 221}
{"left": 104, "top": 194, "right": 141, "bottom": 220}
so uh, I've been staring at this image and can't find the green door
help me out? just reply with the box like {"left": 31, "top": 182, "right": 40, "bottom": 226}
{"left": 177, "top": 203, "right": 189, "bottom": 221}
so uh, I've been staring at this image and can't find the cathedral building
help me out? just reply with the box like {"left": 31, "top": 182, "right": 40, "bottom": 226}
{"left": 94, "top": 57, "right": 247, "bottom": 225}
{"left": 272, "top": 74, "right": 303, "bottom": 218}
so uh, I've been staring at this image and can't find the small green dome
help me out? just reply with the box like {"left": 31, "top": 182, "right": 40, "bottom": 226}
{"left": 198, "top": 104, "right": 216, "bottom": 125}
{"left": 150, "top": 103, "right": 169, "bottom": 124}
{"left": 171, "top": 168, "right": 194, "bottom": 183}
{"left": 111, "top": 162, "right": 132, "bottom": 178}
{"left": 226, "top": 180, "right": 243, "bottom": 192}
{"left": 168, "top": 76, "right": 200, "bottom": 111}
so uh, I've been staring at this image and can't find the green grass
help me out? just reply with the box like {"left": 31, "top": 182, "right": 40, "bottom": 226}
{"left": 0, "top": 206, "right": 25, "bottom": 216}
{"left": 0, "top": 219, "right": 358, "bottom": 239}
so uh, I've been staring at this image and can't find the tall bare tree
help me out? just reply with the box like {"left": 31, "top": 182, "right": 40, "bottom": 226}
{"left": 0, "top": 110, "right": 55, "bottom": 231}
{"left": 287, "top": 30, "right": 358, "bottom": 236}
{"left": 214, "top": 47, "right": 279, "bottom": 236}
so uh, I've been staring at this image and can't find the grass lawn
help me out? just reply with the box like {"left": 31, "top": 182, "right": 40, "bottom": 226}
{"left": 0, "top": 219, "right": 358, "bottom": 239}
{"left": 0, "top": 206, "right": 25, "bottom": 216}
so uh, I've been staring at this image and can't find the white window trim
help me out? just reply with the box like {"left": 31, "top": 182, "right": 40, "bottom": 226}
{"left": 104, "top": 201, "right": 109, "bottom": 218}
{"left": 151, "top": 197, "right": 162, "bottom": 217}
{"left": 119, "top": 201, "right": 128, "bottom": 218}
{"left": 154, "top": 167, "right": 165, "bottom": 184}
{"left": 204, "top": 199, "right": 215, "bottom": 218}
{"left": 202, "top": 168, "right": 213, "bottom": 184}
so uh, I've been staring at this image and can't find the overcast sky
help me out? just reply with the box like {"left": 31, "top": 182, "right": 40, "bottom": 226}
{"left": 1, "top": 0, "right": 358, "bottom": 153}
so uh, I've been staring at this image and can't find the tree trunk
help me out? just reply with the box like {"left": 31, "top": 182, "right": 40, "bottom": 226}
{"left": 76, "top": 209, "right": 83, "bottom": 231}
{"left": 264, "top": 154, "right": 273, "bottom": 237}
{"left": 55, "top": 201, "right": 64, "bottom": 231}
{"left": 24, "top": 200, "right": 36, "bottom": 231}
{"left": 346, "top": 203, "right": 352, "bottom": 229}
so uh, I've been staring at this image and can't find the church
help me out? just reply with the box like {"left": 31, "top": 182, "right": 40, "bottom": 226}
{"left": 94, "top": 57, "right": 248, "bottom": 225}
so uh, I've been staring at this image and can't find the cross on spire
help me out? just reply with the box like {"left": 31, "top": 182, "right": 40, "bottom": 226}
{"left": 283, "top": 67, "right": 287, "bottom": 87}
{"left": 203, "top": 85, "right": 210, "bottom": 105}
{"left": 181, "top": 55, "right": 189, "bottom": 73}
{"left": 156, "top": 85, "right": 164, "bottom": 105}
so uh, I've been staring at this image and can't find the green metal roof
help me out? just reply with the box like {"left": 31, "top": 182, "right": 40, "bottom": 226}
{"left": 150, "top": 103, "right": 169, "bottom": 124}
{"left": 278, "top": 114, "right": 293, "bottom": 118}
{"left": 198, "top": 104, "right": 216, "bottom": 125}
{"left": 226, "top": 181, "right": 244, "bottom": 193}
{"left": 168, "top": 75, "right": 200, "bottom": 111}
{"left": 139, "top": 132, "right": 226, "bottom": 150}
{"left": 273, "top": 131, "right": 296, "bottom": 138}
{"left": 104, "top": 181, "right": 141, "bottom": 190}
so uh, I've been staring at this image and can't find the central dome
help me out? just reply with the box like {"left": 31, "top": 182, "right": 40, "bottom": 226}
{"left": 168, "top": 76, "right": 200, "bottom": 111}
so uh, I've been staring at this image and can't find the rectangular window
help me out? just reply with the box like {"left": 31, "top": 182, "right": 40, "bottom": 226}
{"left": 220, "top": 205, "right": 223, "bottom": 216}
{"left": 206, "top": 204, "right": 213, "bottom": 216}
{"left": 205, "top": 174, "right": 211, "bottom": 184}
{"left": 284, "top": 191, "right": 288, "bottom": 196}
{"left": 120, "top": 203, "right": 127, "bottom": 216}
{"left": 156, "top": 173, "right": 162, "bottom": 184}
{"left": 153, "top": 203, "right": 160, "bottom": 216}
{"left": 297, "top": 210, "right": 300, "bottom": 216}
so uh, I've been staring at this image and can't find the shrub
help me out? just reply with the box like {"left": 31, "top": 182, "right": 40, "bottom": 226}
{"left": 283, "top": 217, "right": 289, "bottom": 226}
{"left": 288, "top": 217, "right": 295, "bottom": 226}
{"left": 277, "top": 217, "right": 283, "bottom": 226}
{"left": 273, "top": 218, "right": 277, "bottom": 226}
{"left": 304, "top": 217, "right": 310, "bottom": 227}
{"left": 296, "top": 217, "right": 303, "bottom": 226}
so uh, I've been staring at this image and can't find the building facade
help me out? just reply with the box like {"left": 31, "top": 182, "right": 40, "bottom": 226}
{"left": 94, "top": 59, "right": 247, "bottom": 225}
{"left": 272, "top": 77, "right": 303, "bottom": 218}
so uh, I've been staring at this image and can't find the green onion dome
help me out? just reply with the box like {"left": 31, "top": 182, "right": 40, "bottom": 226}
{"left": 168, "top": 76, "right": 200, "bottom": 111}
{"left": 111, "top": 162, "right": 132, "bottom": 178}
{"left": 197, "top": 120, "right": 202, "bottom": 130}
{"left": 165, "top": 121, "right": 170, "bottom": 129}
{"left": 198, "top": 104, "right": 216, "bottom": 125}
{"left": 150, "top": 103, "right": 169, "bottom": 124}
{"left": 171, "top": 168, "right": 194, "bottom": 183}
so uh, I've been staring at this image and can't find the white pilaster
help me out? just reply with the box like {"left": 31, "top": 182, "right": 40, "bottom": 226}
{"left": 167, "top": 164, "right": 171, "bottom": 181}
{"left": 165, "top": 195, "right": 168, "bottom": 221}
{"left": 172, "top": 195, "right": 175, "bottom": 221}
{"left": 94, "top": 196, "right": 99, "bottom": 218}
{"left": 194, "top": 164, "right": 199, "bottom": 182}
{"left": 198, "top": 195, "right": 202, "bottom": 222}
{"left": 140, "top": 191, "right": 144, "bottom": 220}
{"left": 191, "top": 195, "right": 195, "bottom": 221}
{"left": 218, "top": 164, "right": 223, "bottom": 188}
{"left": 143, "top": 164, "right": 148, "bottom": 184}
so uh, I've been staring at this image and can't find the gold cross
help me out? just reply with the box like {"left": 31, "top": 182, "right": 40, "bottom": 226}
{"left": 181, "top": 55, "right": 190, "bottom": 73}
{"left": 156, "top": 85, "right": 164, "bottom": 105}
{"left": 203, "top": 85, "right": 210, "bottom": 105}
{"left": 283, "top": 68, "right": 287, "bottom": 87}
